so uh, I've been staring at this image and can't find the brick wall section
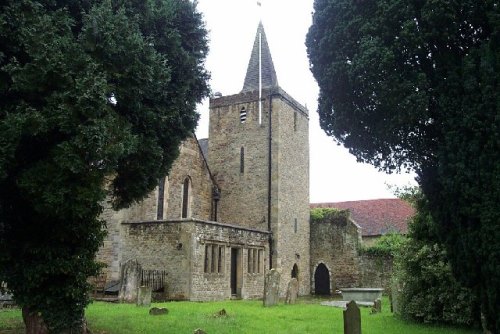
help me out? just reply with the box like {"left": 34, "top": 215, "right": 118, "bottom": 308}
{"left": 310, "top": 216, "right": 362, "bottom": 292}
{"left": 359, "top": 254, "right": 393, "bottom": 291}
{"left": 120, "top": 219, "right": 269, "bottom": 301}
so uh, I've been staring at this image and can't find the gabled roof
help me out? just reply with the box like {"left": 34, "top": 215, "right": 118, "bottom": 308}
{"left": 241, "top": 21, "right": 278, "bottom": 92}
{"left": 311, "top": 199, "right": 415, "bottom": 237}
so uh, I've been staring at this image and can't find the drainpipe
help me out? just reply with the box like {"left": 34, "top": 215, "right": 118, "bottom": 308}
{"left": 267, "top": 93, "right": 274, "bottom": 270}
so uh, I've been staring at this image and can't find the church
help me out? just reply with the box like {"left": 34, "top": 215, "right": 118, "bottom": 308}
{"left": 96, "top": 22, "right": 413, "bottom": 301}
{"left": 97, "top": 22, "right": 311, "bottom": 300}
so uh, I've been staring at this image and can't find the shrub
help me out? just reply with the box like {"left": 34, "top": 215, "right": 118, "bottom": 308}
{"left": 360, "top": 233, "right": 407, "bottom": 257}
{"left": 394, "top": 194, "right": 480, "bottom": 327}
{"left": 310, "top": 208, "right": 349, "bottom": 224}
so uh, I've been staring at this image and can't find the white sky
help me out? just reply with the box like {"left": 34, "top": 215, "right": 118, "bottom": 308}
{"left": 195, "top": 0, "right": 416, "bottom": 203}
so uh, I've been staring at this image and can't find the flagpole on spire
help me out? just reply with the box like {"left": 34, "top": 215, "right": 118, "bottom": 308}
{"left": 257, "top": 1, "right": 262, "bottom": 125}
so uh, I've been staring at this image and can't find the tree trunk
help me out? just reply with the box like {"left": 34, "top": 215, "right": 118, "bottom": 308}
{"left": 22, "top": 307, "right": 49, "bottom": 334}
{"left": 22, "top": 306, "right": 90, "bottom": 334}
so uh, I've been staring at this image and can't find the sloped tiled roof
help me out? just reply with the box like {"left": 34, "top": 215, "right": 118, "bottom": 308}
{"left": 310, "top": 199, "right": 415, "bottom": 237}
{"left": 241, "top": 21, "right": 278, "bottom": 92}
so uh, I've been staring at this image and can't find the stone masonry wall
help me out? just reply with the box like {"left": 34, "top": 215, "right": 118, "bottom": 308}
{"left": 96, "top": 136, "right": 213, "bottom": 281}
{"left": 359, "top": 254, "right": 393, "bottom": 292}
{"left": 310, "top": 215, "right": 362, "bottom": 292}
{"left": 209, "top": 87, "right": 311, "bottom": 297}
{"left": 120, "top": 221, "right": 194, "bottom": 300}
{"left": 190, "top": 220, "right": 269, "bottom": 301}
{"left": 120, "top": 219, "right": 269, "bottom": 301}
{"left": 165, "top": 137, "right": 213, "bottom": 221}
{"left": 208, "top": 90, "right": 269, "bottom": 230}
{"left": 271, "top": 94, "right": 311, "bottom": 297}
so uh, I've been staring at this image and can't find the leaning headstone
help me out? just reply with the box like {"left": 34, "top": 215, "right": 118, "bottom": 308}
{"left": 263, "top": 269, "right": 280, "bottom": 307}
{"left": 137, "top": 286, "right": 152, "bottom": 307}
{"left": 343, "top": 300, "right": 361, "bottom": 334}
{"left": 119, "top": 260, "right": 142, "bottom": 303}
{"left": 285, "top": 278, "right": 299, "bottom": 304}
{"left": 149, "top": 307, "right": 168, "bottom": 316}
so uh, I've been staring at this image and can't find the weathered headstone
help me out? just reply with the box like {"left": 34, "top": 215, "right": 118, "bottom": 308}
{"left": 119, "top": 260, "right": 142, "bottom": 303}
{"left": 373, "top": 299, "right": 382, "bottom": 313}
{"left": 263, "top": 269, "right": 280, "bottom": 307}
{"left": 390, "top": 280, "right": 401, "bottom": 315}
{"left": 343, "top": 300, "right": 361, "bottom": 334}
{"left": 137, "top": 286, "right": 152, "bottom": 307}
{"left": 149, "top": 307, "right": 168, "bottom": 316}
{"left": 285, "top": 278, "right": 299, "bottom": 304}
{"left": 371, "top": 299, "right": 381, "bottom": 314}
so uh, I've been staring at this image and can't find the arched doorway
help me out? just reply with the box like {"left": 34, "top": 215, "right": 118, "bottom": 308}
{"left": 291, "top": 264, "right": 299, "bottom": 279}
{"left": 314, "top": 263, "right": 330, "bottom": 295}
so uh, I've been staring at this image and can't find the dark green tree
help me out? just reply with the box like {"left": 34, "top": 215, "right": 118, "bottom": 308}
{"left": 394, "top": 192, "right": 479, "bottom": 327}
{"left": 0, "top": 0, "right": 209, "bottom": 332}
{"left": 306, "top": 0, "right": 499, "bottom": 332}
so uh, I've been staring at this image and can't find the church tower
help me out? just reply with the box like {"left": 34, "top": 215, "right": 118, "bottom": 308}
{"left": 208, "top": 22, "right": 310, "bottom": 295}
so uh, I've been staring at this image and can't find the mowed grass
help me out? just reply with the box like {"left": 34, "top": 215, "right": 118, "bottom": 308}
{"left": 0, "top": 297, "right": 481, "bottom": 334}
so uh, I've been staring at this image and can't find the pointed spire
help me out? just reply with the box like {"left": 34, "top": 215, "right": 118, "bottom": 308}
{"left": 241, "top": 22, "right": 278, "bottom": 93}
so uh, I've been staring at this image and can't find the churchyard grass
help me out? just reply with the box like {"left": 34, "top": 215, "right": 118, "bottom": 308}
{"left": 0, "top": 297, "right": 481, "bottom": 334}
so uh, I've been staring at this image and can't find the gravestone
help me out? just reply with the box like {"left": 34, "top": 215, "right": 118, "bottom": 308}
{"left": 149, "top": 307, "right": 169, "bottom": 315}
{"left": 343, "top": 300, "right": 361, "bottom": 334}
{"left": 285, "top": 278, "right": 299, "bottom": 304}
{"left": 373, "top": 299, "right": 381, "bottom": 313}
{"left": 137, "top": 286, "right": 152, "bottom": 307}
{"left": 119, "top": 260, "right": 142, "bottom": 303}
{"left": 263, "top": 269, "right": 280, "bottom": 307}
{"left": 390, "top": 280, "right": 401, "bottom": 315}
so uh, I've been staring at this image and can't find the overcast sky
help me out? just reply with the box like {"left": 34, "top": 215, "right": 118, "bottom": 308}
{"left": 195, "top": 0, "right": 416, "bottom": 203}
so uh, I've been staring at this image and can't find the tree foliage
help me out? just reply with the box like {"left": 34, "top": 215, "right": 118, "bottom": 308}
{"left": 360, "top": 232, "right": 406, "bottom": 257}
{"left": 395, "top": 195, "right": 479, "bottom": 327}
{"left": 307, "top": 0, "right": 499, "bottom": 331}
{"left": 0, "top": 0, "right": 209, "bottom": 332}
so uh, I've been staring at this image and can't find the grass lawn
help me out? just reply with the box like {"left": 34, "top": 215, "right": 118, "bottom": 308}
{"left": 0, "top": 297, "right": 481, "bottom": 334}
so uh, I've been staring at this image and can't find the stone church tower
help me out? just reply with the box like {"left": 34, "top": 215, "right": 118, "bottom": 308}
{"left": 208, "top": 22, "right": 310, "bottom": 295}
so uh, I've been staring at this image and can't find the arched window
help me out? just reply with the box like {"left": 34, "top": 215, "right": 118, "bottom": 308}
{"left": 240, "top": 107, "right": 247, "bottom": 123}
{"left": 156, "top": 176, "right": 168, "bottom": 220}
{"left": 291, "top": 264, "right": 299, "bottom": 279}
{"left": 181, "top": 177, "right": 191, "bottom": 218}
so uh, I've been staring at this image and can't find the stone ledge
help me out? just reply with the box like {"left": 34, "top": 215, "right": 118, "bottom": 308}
{"left": 122, "top": 218, "right": 271, "bottom": 235}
